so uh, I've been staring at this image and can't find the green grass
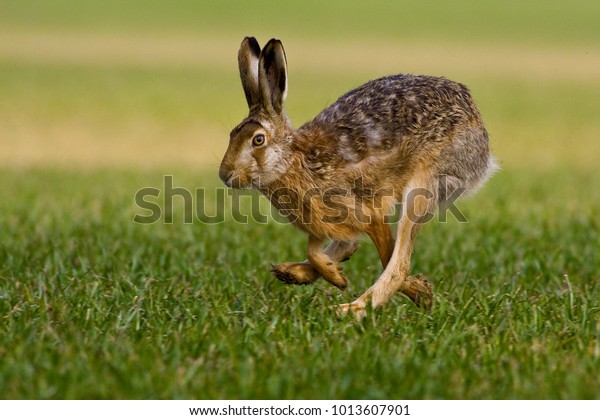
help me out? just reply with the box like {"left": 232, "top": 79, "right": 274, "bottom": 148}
{"left": 2, "top": 60, "right": 599, "bottom": 169}
{"left": 2, "top": 0, "right": 600, "bottom": 46}
{"left": 1, "top": 0, "right": 599, "bottom": 401}
{"left": 1, "top": 168, "right": 599, "bottom": 399}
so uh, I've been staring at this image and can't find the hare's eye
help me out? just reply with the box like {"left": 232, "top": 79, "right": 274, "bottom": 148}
{"left": 252, "top": 134, "right": 266, "bottom": 147}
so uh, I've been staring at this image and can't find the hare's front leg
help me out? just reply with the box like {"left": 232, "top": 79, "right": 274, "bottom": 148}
{"left": 271, "top": 239, "right": 358, "bottom": 286}
{"left": 304, "top": 235, "right": 352, "bottom": 290}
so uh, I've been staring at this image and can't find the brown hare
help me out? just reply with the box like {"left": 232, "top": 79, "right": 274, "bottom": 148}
{"left": 219, "top": 37, "right": 497, "bottom": 319}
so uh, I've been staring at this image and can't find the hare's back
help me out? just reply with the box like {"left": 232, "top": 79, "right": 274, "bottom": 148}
{"left": 306, "top": 74, "right": 484, "bottom": 149}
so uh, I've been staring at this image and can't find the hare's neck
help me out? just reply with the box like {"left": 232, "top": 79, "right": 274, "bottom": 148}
{"left": 260, "top": 151, "right": 299, "bottom": 192}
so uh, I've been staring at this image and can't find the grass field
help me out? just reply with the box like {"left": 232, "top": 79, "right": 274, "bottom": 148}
{"left": 1, "top": 0, "right": 599, "bottom": 399}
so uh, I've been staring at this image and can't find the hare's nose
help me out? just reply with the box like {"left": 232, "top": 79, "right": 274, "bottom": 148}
{"left": 219, "top": 164, "right": 234, "bottom": 187}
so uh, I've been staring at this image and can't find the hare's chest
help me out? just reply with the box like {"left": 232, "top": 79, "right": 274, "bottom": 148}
{"left": 271, "top": 189, "right": 394, "bottom": 240}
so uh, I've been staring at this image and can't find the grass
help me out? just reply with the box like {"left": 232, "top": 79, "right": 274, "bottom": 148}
{"left": 2, "top": 0, "right": 600, "bottom": 46}
{"left": 1, "top": 0, "right": 599, "bottom": 400}
{"left": 2, "top": 61, "right": 599, "bottom": 169}
{"left": 1, "top": 169, "right": 598, "bottom": 399}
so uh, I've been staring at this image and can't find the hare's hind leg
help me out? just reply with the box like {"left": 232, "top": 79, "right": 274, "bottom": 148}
{"left": 366, "top": 217, "right": 394, "bottom": 266}
{"left": 339, "top": 173, "right": 436, "bottom": 319}
{"left": 271, "top": 239, "right": 359, "bottom": 286}
{"left": 366, "top": 218, "right": 433, "bottom": 309}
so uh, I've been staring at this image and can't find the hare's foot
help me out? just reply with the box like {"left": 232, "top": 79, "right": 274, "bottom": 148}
{"left": 402, "top": 274, "right": 433, "bottom": 310}
{"left": 271, "top": 262, "right": 319, "bottom": 285}
{"left": 307, "top": 236, "right": 349, "bottom": 290}
{"left": 337, "top": 275, "right": 431, "bottom": 320}
{"left": 307, "top": 236, "right": 348, "bottom": 290}
{"left": 336, "top": 301, "right": 367, "bottom": 321}
{"left": 271, "top": 240, "right": 357, "bottom": 288}
{"left": 325, "top": 266, "right": 349, "bottom": 290}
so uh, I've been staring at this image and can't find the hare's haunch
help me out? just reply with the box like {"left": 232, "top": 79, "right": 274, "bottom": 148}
{"left": 219, "top": 37, "right": 498, "bottom": 319}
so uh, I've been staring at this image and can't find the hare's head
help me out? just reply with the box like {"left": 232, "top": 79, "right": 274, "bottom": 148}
{"left": 219, "top": 37, "right": 294, "bottom": 189}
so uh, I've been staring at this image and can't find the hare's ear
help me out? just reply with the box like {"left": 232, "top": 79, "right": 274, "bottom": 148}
{"left": 258, "top": 39, "right": 288, "bottom": 114}
{"left": 238, "top": 36, "right": 262, "bottom": 108}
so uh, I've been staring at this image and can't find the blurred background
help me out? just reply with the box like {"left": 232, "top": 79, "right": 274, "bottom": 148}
{"left": 1, "top": 0, "right": 599, "bottom": 171}
{"left": 1, "top": 0, "right": 599, "bottom": 400}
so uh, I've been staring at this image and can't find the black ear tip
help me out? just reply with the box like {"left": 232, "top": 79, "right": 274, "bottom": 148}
{"left": 262, "top": 39, "right": 286, "bottom": 58}
{"left": 265, "top": 38, "right": 283, "bottom": 48}
{"left": 242, "top": 36, "right": 261, "bottom": 53}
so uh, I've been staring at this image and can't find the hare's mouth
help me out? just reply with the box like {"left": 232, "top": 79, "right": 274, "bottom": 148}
{"left": 223, "top": 173, "right": 235, "bottom": 188}
{"left": 220, "top": 169, "right": 247, "bottom": 188}
{"left": 223, "top": 173, "right": 254, "bottom": 189}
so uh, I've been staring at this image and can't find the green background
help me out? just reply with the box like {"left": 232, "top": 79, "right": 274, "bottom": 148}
{"left": 0, "top": 0, "right": 598, "bottom": 398}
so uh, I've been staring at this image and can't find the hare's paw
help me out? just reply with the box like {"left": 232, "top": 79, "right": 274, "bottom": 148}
{"left": 402, "top": 274, "right": 433, "bottom": 310}
{"left": 271, "top": 262, "right": 320, "bottom": 285}
{"left": 326, "top": 267, "right": 349, "bottom": 291}
{"left": 316, "top": 262, "right": 349, "bottom": 290}
{"left": 336, "top": 301, "right": 367, "bottom": 321}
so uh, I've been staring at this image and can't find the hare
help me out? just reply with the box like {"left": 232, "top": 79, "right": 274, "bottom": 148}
{"left": 219, "top": 37, "right": 497, "bottom": 319}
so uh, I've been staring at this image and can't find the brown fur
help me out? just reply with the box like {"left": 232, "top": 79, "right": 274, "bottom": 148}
{"left": 219, "top": 37, "right": 497, "bottom": 319}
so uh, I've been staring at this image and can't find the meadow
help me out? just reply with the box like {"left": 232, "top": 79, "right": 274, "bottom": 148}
{"left": 0, "top": 0, "right": 599, "bottom": 399}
